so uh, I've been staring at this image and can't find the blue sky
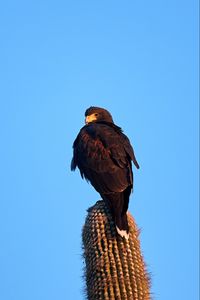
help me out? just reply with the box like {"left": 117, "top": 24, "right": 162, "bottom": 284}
{"left": 0, "top": 1, "right": 199, "bottom": 299}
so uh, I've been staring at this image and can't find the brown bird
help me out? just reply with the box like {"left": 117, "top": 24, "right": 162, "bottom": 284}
{"left": 71, "top": 106, "right": 139, "bottom": 239}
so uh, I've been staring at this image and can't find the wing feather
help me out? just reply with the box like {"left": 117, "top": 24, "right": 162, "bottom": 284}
{"left": 71, "top": 122, "right": 138, "bottom": 194}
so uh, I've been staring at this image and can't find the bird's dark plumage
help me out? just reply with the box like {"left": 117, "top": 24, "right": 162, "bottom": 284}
{"left": 71, "top": 107, "right": 139, "bottom": 239}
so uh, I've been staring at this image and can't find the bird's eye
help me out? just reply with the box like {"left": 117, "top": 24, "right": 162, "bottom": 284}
{"left": 94, "top": 113, "right": 98, "bottom": 117}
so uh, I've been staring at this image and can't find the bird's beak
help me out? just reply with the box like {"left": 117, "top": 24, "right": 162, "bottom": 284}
{"left": 85, "top": 116, "right": 89, "bottom": 124}
{"left": 85, "top": 114, "right": 97, "bottom": 124}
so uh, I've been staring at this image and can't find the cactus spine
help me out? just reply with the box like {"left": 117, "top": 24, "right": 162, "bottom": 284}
{"left": 82, "top": 200, "right": 150, "bottom": 300}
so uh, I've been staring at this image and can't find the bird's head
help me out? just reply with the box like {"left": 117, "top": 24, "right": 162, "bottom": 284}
{"left": 85, "top": 107, "right": 114, "bottom": 125}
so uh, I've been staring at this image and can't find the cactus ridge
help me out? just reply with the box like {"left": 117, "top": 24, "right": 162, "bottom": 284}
{"left": 82, "top": 200, "right": 151, "bottom": 300}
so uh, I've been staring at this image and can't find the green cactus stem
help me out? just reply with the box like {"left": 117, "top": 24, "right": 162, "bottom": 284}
{"left": 82, "top": 200, "right": 150, "bottom": 300}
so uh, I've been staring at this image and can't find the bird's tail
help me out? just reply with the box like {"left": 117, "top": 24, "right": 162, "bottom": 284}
{"left": 102, "top": 187, "right": 131, "bottom": 239}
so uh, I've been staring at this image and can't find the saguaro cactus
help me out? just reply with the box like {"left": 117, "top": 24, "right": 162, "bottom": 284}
{"left": 82, "top": 200, "right": 150, "bottom": 300}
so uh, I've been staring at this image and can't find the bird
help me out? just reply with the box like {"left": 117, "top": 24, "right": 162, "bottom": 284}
{"left": 71, "top": 106, "right": 140, "bottom": 239}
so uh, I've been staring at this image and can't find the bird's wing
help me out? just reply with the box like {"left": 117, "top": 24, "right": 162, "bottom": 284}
{"left": 71, "top": 123, "right": 137, "bottom": 194}
{"left": 120, "top": 133, "right": 140, "bottom": 169}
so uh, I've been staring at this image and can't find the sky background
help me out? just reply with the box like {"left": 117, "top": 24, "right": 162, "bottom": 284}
{"left": 0, "top": 1, "right": 199, "bottom": 299}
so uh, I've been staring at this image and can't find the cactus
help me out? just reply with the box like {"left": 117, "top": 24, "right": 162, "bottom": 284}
{"left": 82, "top": 200, "right": 150, "bottom": 300}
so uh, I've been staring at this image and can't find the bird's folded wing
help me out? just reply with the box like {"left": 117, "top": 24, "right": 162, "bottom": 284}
{"left": 71, "top": 123, "right": 134, "bottom": 193}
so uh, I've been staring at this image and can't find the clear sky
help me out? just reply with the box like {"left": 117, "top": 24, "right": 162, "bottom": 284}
{"left": 0, "top": 1, "right": 199, "bottom": 299}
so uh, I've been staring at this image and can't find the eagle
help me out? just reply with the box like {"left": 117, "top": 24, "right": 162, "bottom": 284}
{"left": 71, "top": 106, "right": 139, "bottom": 239}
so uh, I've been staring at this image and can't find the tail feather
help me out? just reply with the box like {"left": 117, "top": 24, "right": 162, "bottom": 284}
{"left": 116, "top": 226, "right": 129, "bottom": 239}
{"left": 101, "top": 186, "right": 131, "bottom": 238}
